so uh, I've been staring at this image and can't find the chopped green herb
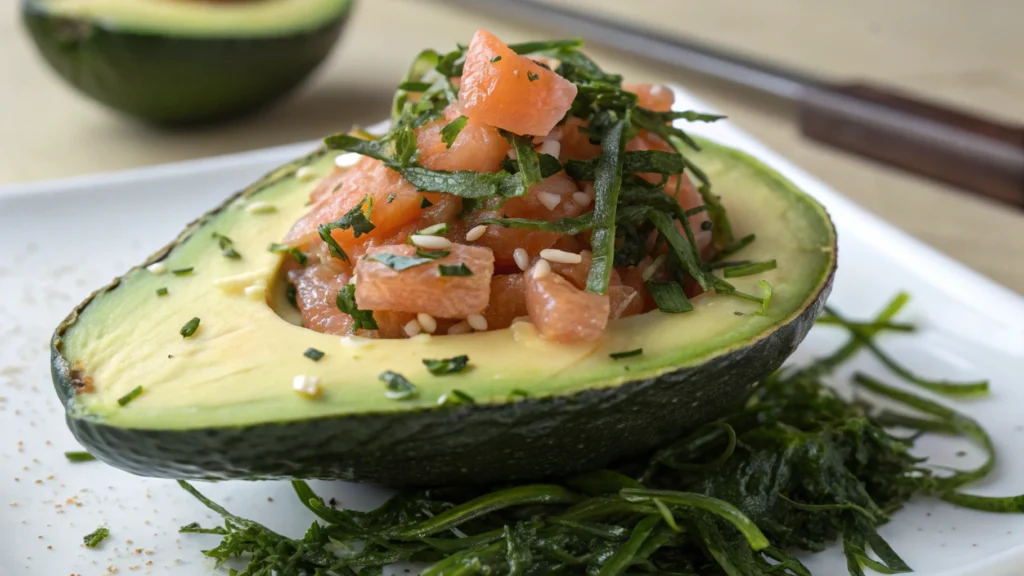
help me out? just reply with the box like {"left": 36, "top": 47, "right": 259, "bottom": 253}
{"left": 723, "top": 259, "right": 777, "bottom": 278}
{"left": 584, "top": 116, "right": 629, "bottom": 295}
{"left": 369, "top": 252, "right": 435, "bottom": 271}
{"left": 415, "top": 248, "right": 451, "bottom": 260}
{"left": 440, "top": 115, "right": 469, "bottom": 148}
{"left": 156, "top": 287, "right": 168, "bottom": 297}
{"left": 526, "top": 71, "right": 539, "bottom": 82}
{"left": 609, "top": 348, "right": 643, "bottom": 360}
{"left": 116, "top": 386, "right": 144, "bottom": 407}
{"left": 180, "top": 317, "right": 200, "bottom": 338}
{"left": 83, "top": 526, "right": 109, "bottom": 548}
{"left": 336, "top": 285, "right": 377, "bottom": 331}
{"left": 420, "top": 196, "right": 433, "bottom": 208}
{"left": 379, "top": 371, "right": 417, "bottom": 400}
{"left": 423, "top": 355, "right": 470, "bottom": 375}
{"left": 303, "top": 348, "right": 325, "bottom": 362}
{"left": 212, "top": 232, "right": 241, "bottom": 260}
{"left": 317, "top": 195, "right": 375, "bottom": 261}
{"left": 268, "top": 243, "right": 308, "bottom": 267}
{"left": 490, "top": 55, "right": 502, "bottom": 63}
{"left": 286, "top": 283, "right": 297, "bottom": 308}
{"left": 508, "top": 388, "right": 530, "bottom": 400}
{"left": 172, "top": 267, "right": 194, "bottom": 276}
{"left": 439, "top": 263, "right": 473, "bottom": 277}
{"left": 64, "top": 451, "right": 96, "bottom": 462}
{"left": 647, "top": 281, "right": 694, "bottom": 313}
{"left": 437, "top": 389, "right": 476, "bottom": 407}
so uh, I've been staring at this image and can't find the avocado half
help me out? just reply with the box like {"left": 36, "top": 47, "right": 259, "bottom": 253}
{"left": 22, "top": 0, "right": 353, "bottom": 124}
{"left": 51, "top": 138, "right": 837, "bottom": 486}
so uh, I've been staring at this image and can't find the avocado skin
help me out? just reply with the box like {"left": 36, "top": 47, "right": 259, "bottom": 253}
{"left": 50, "top": 147, "right": 836, "bottom": 488}
{"left": 21, "top": 2, "right": 350, "bottom": 125}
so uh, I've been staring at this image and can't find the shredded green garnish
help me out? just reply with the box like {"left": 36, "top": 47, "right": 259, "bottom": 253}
{"left": 155, "top": 287, "right": 168, "bottom": 297}
{"left": 437, "top": 389, "right": 476, "bottom": 407}
{"left": 368, "top": 252, "right": 435, "bottom": 271}
{"left": 423, "top": 355, "right": 470, "bottom": 375}
{"left": 116, "top": 386, "right": 144, "bottom": 407}
{"left": 609, "top": 348, "right": 643, "bottom": 360}
{"left": 303, "top": 348, "right": 325, "bottom": 362}
{"left": 379, "top": 371, "right": 417, "bottom": 400}
{"left": 335, "top": 285, "right": 376, "bottom": 331}
{"left": 440, "top": 115, "right": 469, "bottom": 148}
{"left": 490, "top": 55, "right": 502, "bottom": 63}
{"left": 723, "top": 259, "right": 777, "bottom": 278}
{"left": 647, "top": 281, "right": 693, "bottom": 313}
{"left": 439, "top": 263, "right": 473, "bottom": 277}
{"left": 180, "top": 317, "right": 200, "bottom": 338}
{"left": 317, "top": 195, "right": 375, "bottom": 261}
{"left": 64, "top": 451, "right": 96, "bottom": 462}
{"left": 83, "top": 526, "right": 109, "bottom": 548}
{"left": 420, "top": 196, "right": 433, "bottom": 208}
{"left": 171, "top": 267, "right": 194, "bottom": 276}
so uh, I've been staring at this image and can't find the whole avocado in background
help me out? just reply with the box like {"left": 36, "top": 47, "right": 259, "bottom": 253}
{"left": 22, "top": 0, "right": 353, "bottom": 125}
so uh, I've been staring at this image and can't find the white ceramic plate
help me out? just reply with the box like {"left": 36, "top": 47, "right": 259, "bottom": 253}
{"left": 2, "top": 87, "right": 1023, "bottom": 576}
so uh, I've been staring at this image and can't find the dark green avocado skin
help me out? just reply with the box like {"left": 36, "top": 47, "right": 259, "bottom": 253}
{"left": 50, "top": 147, "right": 836, "bottom": 488}
{"left": 21, "top": 2, "right": 350, "bottom": 125}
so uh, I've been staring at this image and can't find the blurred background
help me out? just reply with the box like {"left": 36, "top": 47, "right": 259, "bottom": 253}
{"left": 1, "top": 0, "right": 1022, "bottom": 292}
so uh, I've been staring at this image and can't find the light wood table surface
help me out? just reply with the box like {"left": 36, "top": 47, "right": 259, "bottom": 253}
{"left": 1, "top": 0, "right": 1022, "bottom": 292}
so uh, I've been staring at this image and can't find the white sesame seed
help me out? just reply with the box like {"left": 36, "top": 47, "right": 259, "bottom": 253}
{"left": 295, "top": 166, "right": 318, "bottom": 182}
{"left": 334, "top": 153, "right": 361, "bottom": 168}
{"left": 404, "top": 320, "right": 422, "bottom": 337}
{"left": 465, "top": 225, "right": 487, "bottom": 242}
{"left": 571, "top": 191, "right": 592, "bottom": 207}
{"left": 409, "top": 235, "right": 452, "bottom": 250}
{"left": 513, "top": 248, "right": 530, "bottom": 271}
{"left": 146, "top": 262, "right": 167, "bottom": 275}
{"left": 533, "top": 259, "right": 552, "bottom": 279}
{"left": 293, "top": 375, "right": 321, "bottom": 398}
{"left": 540, "top": 249, "right": 582, "bottom": 264}
{"left": 243, "top": 284, "right": 265, "bottom": 300}
{"left": 507, "top": 148, "right": 518, "bottom": 160}
{"left": 416, "top": 313, "right": 438, "bottom": 334}
{"left": 245, "top": 201, "right": 277, "bottom": 214}
{"left": 447, "top": 321, "right": 472, "bottom": 335}
{"left": 467, "top": 314, "right": 488, "bottom": 332}
{"left": 538, "top": 191, "right": 561, "bottom": 211}
{"left": 538, "top": 139, "right": 561, "bottom": 158}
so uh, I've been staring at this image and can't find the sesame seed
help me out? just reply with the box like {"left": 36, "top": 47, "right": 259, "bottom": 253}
{"left": 334, "top": 153, "right": 361, "bottom": 168}
{"left": 571, "top": 191, "right": 592, "bottom": 207}
{"left": 507, "top": 148, "right": 518, "bottom": 160}
{"left": 538, "top": 140, "right": 561, "bottom": 158}
{"left": 404, "top": 319, "right": 422, "bottom": 337}
{"left": 416, "top": 313, "right": 438, "bottom": 334}
{"left": 447, "top": 321, "right": 472, "bottom": 335}
{"left": 533, "top": 259, "right": 552, "bottom": 279}
{"left": 292, "top": 375, "right": 321, "bottom": 398}
{"left": 538, "top": 191, "right": 561, "bottom": 211}
{"left": 467, "top": 314, "right": 488, "bottom": 331}
{"left": 513, "top": 248, "right": 530, "bottom": 271}
{"left": 146, "top": 263, "right": 167, "bottom": 275}
{"left": 409, "top": 235, "right": 452, "bottom": 250}
{"left": 243, "top": 285, "right": 265, "bottom": 300}
{"left": 540, "top": 249, "right": 582, "bottom": 264}
{"left": 295, "top": 166, "right": 318, "bottom": 182}
{"left": 466, "top": 225, "right": 487, "bottom": 242}
{"left": 245, "top": 201, "right": 276, "bottom": 214}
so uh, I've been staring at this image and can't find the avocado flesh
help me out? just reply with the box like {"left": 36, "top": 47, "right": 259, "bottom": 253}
{"left": 30, "top": 0, "right": 352, "bottom": 37}
{"left": 53, "top": 139, "right": 836, "bottom": 484}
